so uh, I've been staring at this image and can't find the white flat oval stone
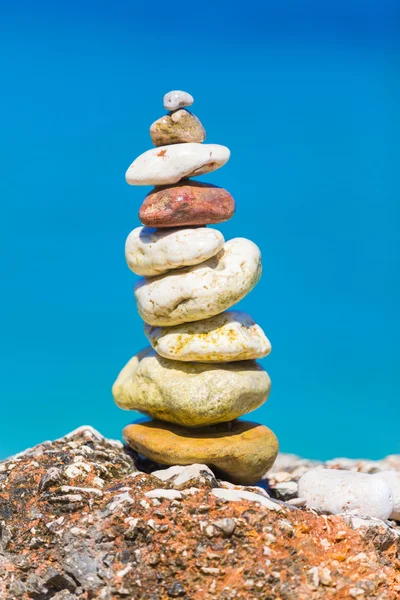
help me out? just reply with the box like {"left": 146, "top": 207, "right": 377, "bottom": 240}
{"left": 298, "top": 468, "right": 393, "bottom": 520}
{"left": 145, "top": 310, "right": 271, "bottom": 362}
{"left": 125, "top": 226, "right": 224, "bottom": 277}
{"left": 163, "top": 90, "right": 194, "bottom": 111}
{"left": 134, "top": 238, "right": 262, "bottom": 326}
{"left": 125, "top": 143, "right": 230, "bottom": 186}
{"left": 372, "top": 470, "right": 400, "bottom": 520}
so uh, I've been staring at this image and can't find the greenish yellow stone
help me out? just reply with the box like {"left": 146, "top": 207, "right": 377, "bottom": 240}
{"left": 123, "top": 419, "right": 279, "bottom": 485}
{"left": 112, "top": 348, "right": 271, "bottom": 428}
{"left": 150, "top": 109, "right": 206, "bottom": 146}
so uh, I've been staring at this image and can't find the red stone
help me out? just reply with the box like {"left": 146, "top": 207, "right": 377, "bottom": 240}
{"left": 139, "top": 181, "right": 235, "bottom": 228}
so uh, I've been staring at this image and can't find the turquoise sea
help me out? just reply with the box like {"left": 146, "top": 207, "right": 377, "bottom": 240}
{"left": 1, "top": 1, "right": 399, "bottom": 460}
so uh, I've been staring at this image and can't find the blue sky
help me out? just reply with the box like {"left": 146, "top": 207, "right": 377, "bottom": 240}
{"left": 1, "top": 0, "right": 399, "bottom": 459}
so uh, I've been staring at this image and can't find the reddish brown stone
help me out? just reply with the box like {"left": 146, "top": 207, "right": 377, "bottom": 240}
{"left": 139, "top": 181, "right": 235, "bottom": 228}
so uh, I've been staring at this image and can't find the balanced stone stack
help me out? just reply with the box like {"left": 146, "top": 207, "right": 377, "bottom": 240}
{"left": 112, "top": 90, "right": 279, "bottom": 485}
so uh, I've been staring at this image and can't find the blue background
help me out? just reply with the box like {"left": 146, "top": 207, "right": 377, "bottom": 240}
{"left": 1, "top": 1, "right": 399, "bottom": 460}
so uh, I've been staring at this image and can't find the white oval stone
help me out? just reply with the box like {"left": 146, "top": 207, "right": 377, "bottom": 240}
{"left": 372, "top": 471, "right": 400, "bottom": 520}
{"left": 125, "top": 226, "right": 224, "bottom": 277}
{"left": 125, "top": 143, "right": 230, "bottom": 186}
{"left": 163, "top": 90, "right": 194, "bottom": 111}
{"left": 298, "top": 468, "right": 393, "bottom": 520}
{"left": 145, "top": 310, "right": 271, "bottom": 362}
{"left": 134, "top": 238, "right": 262, "bottom": 326}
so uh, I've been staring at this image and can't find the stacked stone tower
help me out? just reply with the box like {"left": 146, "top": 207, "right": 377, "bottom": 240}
{"left": 113, "top": 90, "right": 279, "bottom": 484}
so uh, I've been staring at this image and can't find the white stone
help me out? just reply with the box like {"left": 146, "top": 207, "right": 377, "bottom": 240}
{"left": 211, "top": 488, "right": 281, "bottom": 511}
{"left": 135, "top": 238, "right": 261, "bottom": 326}
{"left": 125, "top": 226, "right": 224, "bottom": 277}
{"left": 151, "top": 464, "right": 216, "bottom": 486}
{"left": 145, "top": 310, "right": 271, "bottom": 362}
{"left": 144, "top": 489, "right": 182, "bottom": 501}
{"left": 125, "top": 143, "right": 230, "bottom": 186}
{"left": 373, "top": 470, "right": 400, "bottom": 520}
{"left": 163, "top": 90, "right": 194, "bottom": 111}
{"left": 298, "top": 468, "right": 393, "bottom": 520}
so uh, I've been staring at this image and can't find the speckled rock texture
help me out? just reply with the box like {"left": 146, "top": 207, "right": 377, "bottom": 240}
{"left": 112, "top": 348, "right": 271, "bottom": 427}
{"left": 125, "top": 143, "right": 230, "bottom": 186}
{"left": 0, "top": 426, "right": 399, "bottom": 600}
{"left": 134, "top": 238, "right": 262, "bottom": 326}
{"left": 125, "top": 226, "right": 224, "bottom": 277}
{"left": 123, "top": 420, "right": 279, "bottom": 485}
{"left": 150, "top": 109, "right": 206, "bottom": 146}
{"left": 145, "top": 310, "right": 271, "bottom": 362}
{"left": 139, "top": 181, "right": 235, "bottom": 228}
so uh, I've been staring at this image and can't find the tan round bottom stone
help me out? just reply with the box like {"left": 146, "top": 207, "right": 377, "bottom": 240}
{"left": 123, "top": 420, "right": 279, "bottom": 485}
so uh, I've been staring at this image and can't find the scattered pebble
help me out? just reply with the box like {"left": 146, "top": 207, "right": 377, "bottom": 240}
{"left": 372, "top": 470, "right": 400, "bottom": 520}
{"left": 211, "top": 488, "right": 281, "bottom": 511}
{"left": 144, "top": 489, "right": 182, "bottom": 501}
{"left": 298, "top": 468, "right": 393, "bottom": 520}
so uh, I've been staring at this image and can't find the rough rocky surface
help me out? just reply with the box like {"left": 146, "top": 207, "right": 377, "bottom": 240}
{"left": 0, "top": 426, "right": 399, "bottom": 599}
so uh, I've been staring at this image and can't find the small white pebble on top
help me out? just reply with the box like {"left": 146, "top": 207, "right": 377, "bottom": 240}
{"left": 163, "top": 90, "right": 194, "bottom": 112}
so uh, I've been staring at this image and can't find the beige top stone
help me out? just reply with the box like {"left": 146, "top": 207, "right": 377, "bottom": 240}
{"left": 125, "top": 226, "right": 224, "bottom": 277}
{"left": 125, "top": 143, "right": 230, "bottom": 186}
{"left": 145, "top": 310, "right": 271, "bottom": 362}
{"left": 150, "top": 110, "right": 206, "bottom": 146}
{"left": 112, "top": 348, "right": 271, "bottom": 428}
{"left": 134, "top": 238, "right": 262, "bottom": 326}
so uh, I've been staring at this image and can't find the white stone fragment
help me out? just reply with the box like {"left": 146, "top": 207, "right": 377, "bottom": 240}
{"left": 135, "top": 238, "right": 261, "bottom": 326}
{"left": 63, "top": 425, "right": 105, "bottom": 441}
{"left": 298, "top": 468, "right": 393, "bottom": 520}
{"left": 211, "top": 488, "right": 281, "bottom": 511}
{"left": 163, "top": 90, "right": 194, "bottom": 111}
{"left": 144, "top": 489, "right": 182, "bottom": 501}
{"left": 151, "top": 464, "right": 216, "bottom": 486}
{"left": 105, "top": 492, "right": 134, "bottom": 514}
{"left": 125, "top": 226, "right": 224, "bottom": 277}
{"left": 60, "top": 485, "right": 103, "bottom": 497}
{"left": 125, "top": 143, "right": 230, "bottom": 186}
{"left": 145, "top": 310, "right": 271, "bottom": 362}
{"left": 372, "top": 470, "right": 400, "bottom": 520}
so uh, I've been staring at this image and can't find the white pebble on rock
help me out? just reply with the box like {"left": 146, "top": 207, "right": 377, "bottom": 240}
{"left": 211, "top": 488, "right": 281, "bottom": 511}
{"left": 125, "top": 226, "right": 224, "bottom": 277}
{"left": 372, "top": 470, "right": 400, "bottom": 520}
{"left": 298, "top": 468, "right": 393, "bottom": 520}
{"left": 163, "top": 90, "right": 194, "bottom": 111}
{"left": 125, "top": 143, "right": 230, "bottom": 186}
{"left": 151, "top": 464, "right": 216, "bottom": 487}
